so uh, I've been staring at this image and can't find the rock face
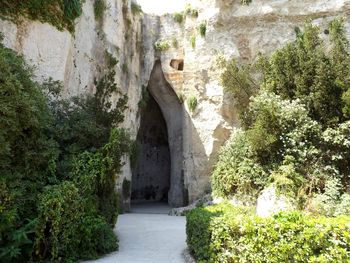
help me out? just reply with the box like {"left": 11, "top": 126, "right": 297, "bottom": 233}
{"left": 1, "top": 0, "right": 349, "bottom": 207}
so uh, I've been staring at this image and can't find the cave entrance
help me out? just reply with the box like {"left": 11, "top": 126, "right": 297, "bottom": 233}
{"left": 131, "top": 60, "right": 186, "bottom": 208}
{"left": 131, "top": 93, "right": 171, "bottom": 203}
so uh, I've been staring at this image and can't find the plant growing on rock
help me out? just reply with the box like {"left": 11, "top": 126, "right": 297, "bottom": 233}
{"left": 187, "top": 96, "right": 198, "bottom": 112}
{"left": 154, "top": 40, "right": 170, "bottom": 51}
{"left": 241, "top": 0, "right": 253, "bottom": 5}
{"left": 198, "top": 22, "right": 207, "bottom": 37}
{"left": 185, "top": 4, "right": 199, "bottom": 18}
{"left": 213, "top": 18, "right": 350, "bottom": 213}
{"left": 173, "top": 12, "right": 184, "bottom": 24}
{"left": 131, "top": 1, "right": 143, "bottom": 15}
{"left": 190, "top": 34, "right": 196, "bottom": 49}
{"left": 0, "top": 0, "right": 83, "bottom": 32}
{"left": 94, "top": 0, "right": 106, "bottom": 23}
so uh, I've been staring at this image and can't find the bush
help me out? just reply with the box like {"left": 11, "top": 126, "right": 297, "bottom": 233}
{"left": 173, "top": 12, "right": 184, "bottom": 24}
{"left": 131, "top": 2, "right": 142, "bottom": 15}
{"left": 187, "top": 96, "right": 198, "bottom": 112}
{"left": 198, "top": 22, "right": 206, "bottom": 37}
{"left": 154, "top": 40, "right": 170, "bottom": 51}
{"left": 190, "top": 34, "right": 196, "bottom": 49}
{"left": 0, "top": 41, "right": 58, "bottom": 262}
{"left": 187, "top": 203, "right": 350, "bottom": 263}
{"left": 184, "top": 4, "right": 198, "bottom": 18}
{"left": 258, "top": 20, "right": 350, "bottom": 127}
{"left": 34, "top": 182, "right": 84, "bottom": 261}
{"left": 0, "top": 37, "right": 129, "bottom": 261}
{"left": 94, "top": 0, "right": 106, "bottom": 24}
{"left": 0, "top": 0, "right": 83, "bottom": 32}
{"left": 216, "top": 19, "right": 350, "bottom": 208}
{"left": 241, "top": 0, "right": 252, "bottom": 5}
{"left": 211, "top": 129, "right": 266, "bottom": 200}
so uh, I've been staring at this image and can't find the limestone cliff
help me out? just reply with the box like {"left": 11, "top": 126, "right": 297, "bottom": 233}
{"left": 1, "top": 0, "right": 349, "bottom": 207}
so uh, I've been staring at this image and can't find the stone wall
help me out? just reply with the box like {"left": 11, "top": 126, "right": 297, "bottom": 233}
{"left": 1, "top": 0, "right": 349, "bottom": 207}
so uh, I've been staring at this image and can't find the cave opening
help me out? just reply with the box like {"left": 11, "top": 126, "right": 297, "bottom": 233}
{"left": 131, "top": 92, "right": 171, "bottom": 204}
{"left": 131, "top": 60, "right": 186, "bottom": 208}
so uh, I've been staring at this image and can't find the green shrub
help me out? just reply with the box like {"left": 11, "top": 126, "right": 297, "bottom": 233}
{"left": 34, "top": 182, "right": 84, "bottom": 261}
{"left": 190, "top": 34, "right": 196, "bottom": 49}
{"left": 185, "top": 4, "right": 198, "bottom": 18}
{"left": 241, "top": 0, "right": 252, "bottom": 5}
{"left": 187, "top": 203, "right": 350, "bottom": 263}
{"left": 154, "top": 40, "right": 170, "bottom": 51}
{"left": 218, "top": 57, "right": 259, "bottom": 126}
{"left": 171, "top": 37, "right": 179, "bottom": 48}
{"left": 0, "top": 41, "right": 59, "bottom": 262}
{"left": 94, "top": 0, "right": 106, "bottom": 23}
{"left": 212, "top": 129, "right": 267, "bottom": 200}
{"left": 173, "top": 12, "right": 184, "bottom": 24}
{"left": 122, "top": 63, "right": 128, "bottom": 74}
{"left": 0, "top": 37, "right": 129, "bottom": 261}
{"left": 105, "top": 50, "right": 118, "bottom": 68}
{"left": 312, "top": 177, "right": 350, "bottom": 217}
{"left": 216, "top": 19, "right": 350, "bottom": 208}
{"left": 198, "top": 22, "right": 206, "bottom": 37}
{"left": 0, "top": 0, "right": 83, "bottom": 32}
{"left": 131, "top": 2, "right": 143, "bottom": 15}
{"left": 187, "top": 96, "right": 198, "bottom": 112}
{"left": 258, "top": 20, "right": 350, "bottom": 127}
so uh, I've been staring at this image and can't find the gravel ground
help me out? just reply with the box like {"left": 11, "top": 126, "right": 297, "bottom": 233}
{"left": 84, "top": 203, "right": 187, "bottom": 263}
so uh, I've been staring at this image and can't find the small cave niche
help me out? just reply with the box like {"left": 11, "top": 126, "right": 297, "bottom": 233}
{"left": 170, "top": 59, "right": 184, "bottom": 71}
{"left": 131, "top": 92, "right": 171, "bottom": 203}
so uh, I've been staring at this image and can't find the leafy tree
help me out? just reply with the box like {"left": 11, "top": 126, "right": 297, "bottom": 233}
{"left": 215, "top": 19, "right": 350, "bottom": 212}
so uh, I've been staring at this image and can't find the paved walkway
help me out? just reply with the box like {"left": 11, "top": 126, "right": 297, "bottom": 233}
{"left": 84, "top": 203, "right": 187, "bottom": 263}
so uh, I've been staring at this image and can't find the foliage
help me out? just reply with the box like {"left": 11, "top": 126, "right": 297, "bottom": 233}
{"left": 198, "top": 22, "right": 207, "bottom": 37}
{"left": 218, "top": 57, "right": 259, "bottom": 126}
{"left": 0, "top": 38, "right": 130, "bottom": 261}
{"left": 215, "top": 19, "right": 350, "bottom": 211}
{"left": 190, "top": 34, "right": 196, "bottom": 49}
{"left": 187, "top": 96, "right": 198, "bottom": 112}
{"left": 184, "top": 4, "right": 199, "bottom": 18}
{"left": 105, "top": 50, "right": 118, "bottom": 68}
{"left": 94, "top": 0, "right": 106, "bottom": 24}
{"left": 0, "top": 0, "right": 83, "bottom": 32}
{"left": 122, "top": 63, "right": 128, "bottom": 74}
{"left": 0, "top": 41, "right": 58, "bottom": 262}
{"left": 173, "top": 12, "right": 184, "bottom": 24}
{"left": 312, "top": 177, "right": 350, "bottom": 217}
{"left": 211, "top": 129, "right": 266, "bottom": 200}
{"left": 154, "top": 40, "right": 170, "bottom": 51}
{"left": 258, "top": 20, "right": 350, "bottom": 127}
{"left": 131, "top": 2, "right": 143, "bottom": 15}
{"left": 241, "top": 0, "right": 252, "bottom": 5}
{"left": 138, "top": 85, "right": 150, "bottom": 109}
{"left": 187, "top": 203, "right": 350, "bottom": 263}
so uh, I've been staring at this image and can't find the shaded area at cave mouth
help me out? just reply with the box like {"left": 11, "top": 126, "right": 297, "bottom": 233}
{"left": 131, "top": 92, "right": 171, "bottom": 203}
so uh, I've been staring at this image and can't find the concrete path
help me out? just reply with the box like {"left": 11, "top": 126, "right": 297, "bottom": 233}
{"left": 84, "top": 203, "right": 187, "bottom": 263}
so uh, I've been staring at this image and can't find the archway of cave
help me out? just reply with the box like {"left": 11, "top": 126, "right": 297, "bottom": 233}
{"left": 131, "top": 60, "right": 186, "bottom": 208}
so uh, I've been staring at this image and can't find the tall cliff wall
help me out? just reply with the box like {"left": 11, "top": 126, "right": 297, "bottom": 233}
{"left": 1, "top": 0, "right": 349, "bottom": 206}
